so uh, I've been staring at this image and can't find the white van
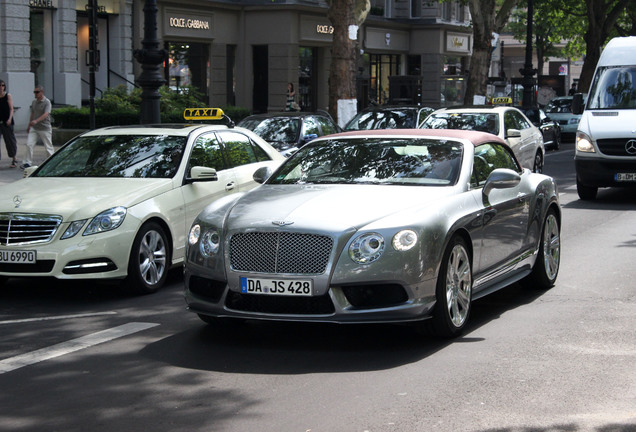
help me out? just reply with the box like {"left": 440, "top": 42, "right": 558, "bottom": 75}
{"left": 572, "top": 36, "right": 636, "bottom": 200}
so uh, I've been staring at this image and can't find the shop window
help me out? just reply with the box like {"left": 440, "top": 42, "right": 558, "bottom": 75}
{"left": 164, "top": 42, "right": 210, "bottom": 100}
{"left": 226, "top": 45, "right": 236, "bottom": 106}
{"left": 299, "top": 47, "right": 317, "bottom": 112}
{"left": 369, "top": 54, "right": 401, "bottom": 105}
{"left": 30, "top": 9, "right": 53, "bottom": 94}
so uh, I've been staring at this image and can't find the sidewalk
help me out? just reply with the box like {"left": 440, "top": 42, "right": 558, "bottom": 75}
{"left": 0, "top": 131, "right": 60, "bottom": 186}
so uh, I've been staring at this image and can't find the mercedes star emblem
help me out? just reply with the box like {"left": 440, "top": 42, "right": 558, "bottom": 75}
{"left": 626, "top": 139, "right": 636, "bottom": 155}
{"left": 13, "top": 195, "right": 22, "bottom": 208}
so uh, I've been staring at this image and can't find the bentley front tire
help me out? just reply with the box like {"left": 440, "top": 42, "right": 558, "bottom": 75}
{"left": 429, "top": 236, "right": 473, "bottom": 338}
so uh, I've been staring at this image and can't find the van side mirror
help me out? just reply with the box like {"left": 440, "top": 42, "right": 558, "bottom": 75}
{"left": 572, "top": 93, "right": 584, "bottom": 115}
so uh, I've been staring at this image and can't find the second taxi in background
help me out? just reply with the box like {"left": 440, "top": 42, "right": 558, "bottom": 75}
{"left": 421, "top": 104, "right": 545, "bottom": 173}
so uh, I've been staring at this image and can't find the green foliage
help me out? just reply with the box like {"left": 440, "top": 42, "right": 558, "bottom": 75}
{"left": 52, "top": 85, "right": 251, "bottom": 128}
{"left": 95, "top": 85, "right": 141, "bottom": 112}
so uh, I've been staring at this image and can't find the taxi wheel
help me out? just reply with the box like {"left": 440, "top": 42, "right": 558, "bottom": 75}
{"left": 124, "top": 222, "right": 170, "bottom": 295}
{"left": 428, "top": 236, "right": 473, "bottom": 338}
{"left": 523, "top": 209, "right": 560, "bottom": 290}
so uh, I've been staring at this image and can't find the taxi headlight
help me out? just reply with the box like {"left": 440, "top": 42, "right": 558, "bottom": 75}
{"left": 188, "top": 224, "right": 200, "bottom": 245}
{"left": 61, "top": 220, "right": 87, "bottom": 239}
{"left": 83, "top": 207, "right": 126, "bottom": 236}
{"left": 575, "top": 132, "right": 595, "bottom": 153}
{"left": 349, "top": 232, "right": 385, "bottom": 264}
{"left": 392, "top": 229, "right": 418, "bottom": 251}
{"left": 200, "top": 229, "right": 220, "bottom": 257}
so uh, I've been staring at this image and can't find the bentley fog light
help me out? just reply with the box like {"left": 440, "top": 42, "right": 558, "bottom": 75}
{"left": 188, "top": 224, "right": 200, "bottom": 245}
{"left": 349, "top": 232, "right": 385, "bottom": 264}
{"left": 200, "top": 229, "right": 220, "bottom": 257}
{"left": 61, "top": 220, "right": 87, "bottom": 239}
{"left": 84, "top": 207, "right": 126, "bottom": 236}
{"left": 392, "top": 229, "right": 418, "bottom": 251}
{"left": 575, "top": 132, "right": 595, "bottom": 153}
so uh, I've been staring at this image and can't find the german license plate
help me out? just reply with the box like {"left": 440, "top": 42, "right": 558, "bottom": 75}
{"left": 615, "top": 173, "right": 636, "bottom": 181}
{"left": 240, "top": 277, "right": 313, "bottom": 296}
{"left": 0, "top": 250, "right": 36, "bottom": 264}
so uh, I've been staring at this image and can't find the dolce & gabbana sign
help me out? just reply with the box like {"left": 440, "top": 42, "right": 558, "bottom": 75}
{"left": 164, "top": 9, "right": 213, "bottom": 38}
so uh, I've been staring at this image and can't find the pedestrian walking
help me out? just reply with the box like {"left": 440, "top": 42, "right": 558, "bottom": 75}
{"left": 21, "top": 85, "right": 54, "bottom": 169}
{"left": 0, "top": 80, "right": 18, "bottom": 168}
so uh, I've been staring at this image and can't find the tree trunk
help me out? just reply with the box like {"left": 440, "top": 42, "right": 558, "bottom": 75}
{"left": 465, "top": 0, "right": 518, "bottom": 104}
{"left": 327, "top": 0, "right": 369, "bottom": 123}
{"left": 465, "top": 0, "right": 497, "bottom": 104}
{"left": 577, "top": 0, "right": 632, "bottom": 92}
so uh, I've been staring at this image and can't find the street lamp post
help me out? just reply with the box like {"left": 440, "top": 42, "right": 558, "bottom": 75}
{"left": 133, "top": 0, "right": 167, "bottom": 124}
{"left": 519, "top": 0, "right": 536, "bottom": 108}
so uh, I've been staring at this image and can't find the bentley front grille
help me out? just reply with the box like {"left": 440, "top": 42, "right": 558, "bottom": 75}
{"left": 229, "top": 231, "right": 334, "bottom": 274}
{"left": 0, "top": 213, "right": 63, "bottom": 245}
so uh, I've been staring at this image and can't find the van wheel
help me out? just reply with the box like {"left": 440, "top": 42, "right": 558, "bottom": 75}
{"left": 577, "top": 181, "right": 597, "bottom": 200}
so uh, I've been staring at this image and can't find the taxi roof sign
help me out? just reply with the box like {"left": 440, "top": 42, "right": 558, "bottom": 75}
{"left": 492, "top": 97, "right": 512, "bottom": 105}
{"left": 183, "top": 108, "right": 225, "bottom": 120}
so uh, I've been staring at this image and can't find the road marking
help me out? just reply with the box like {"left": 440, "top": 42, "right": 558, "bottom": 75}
{"left": 0, "top": 322, "right": 159, "bottom": 374}
{"left": 0, "top": 311, "right": 117, "bottom": 325}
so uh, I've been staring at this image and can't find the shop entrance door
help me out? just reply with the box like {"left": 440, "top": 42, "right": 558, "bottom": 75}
{"left": 299, "top": 47, "right": 317, "bottom": 112}
{"left": 252, "top": 46, "right": 268, "bottom": 113}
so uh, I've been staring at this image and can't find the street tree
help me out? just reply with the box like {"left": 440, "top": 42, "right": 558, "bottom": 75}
{"left": 576, "top": 0, "right": 632, "bottom": 92}
{"left": 507, "top": 0, "right": 584, "bottom": 75}
{"left": 464, "top": 0, "right": 519, "bottom": 104}
{"left": 326, "top": 0, "right": 370, "bottom": 124}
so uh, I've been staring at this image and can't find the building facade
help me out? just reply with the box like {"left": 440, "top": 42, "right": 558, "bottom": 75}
{"left": 3, "top": 0, "right": 513, "bottom": 129}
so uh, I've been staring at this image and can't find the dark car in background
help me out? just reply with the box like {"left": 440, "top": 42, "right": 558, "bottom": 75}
{"left": 520, "top": 106, "right": 561, "bottom": 150}
{"left": 344, "top": 105, "right": 434, "bottom": 131}
{"left": 544, "top": 95, "right": 586, "bottom": 138}
{"left": 238, "top": 111, "right": 340, "bottom": 157}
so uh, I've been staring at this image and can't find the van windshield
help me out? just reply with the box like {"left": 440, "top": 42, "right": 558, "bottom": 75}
{"left": 588, "top": 66, "right": 636, "bottom": 109}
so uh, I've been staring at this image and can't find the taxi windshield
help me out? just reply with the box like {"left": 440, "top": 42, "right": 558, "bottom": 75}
{"left": 34, "top": 134, "right": 187, "bottom": 178}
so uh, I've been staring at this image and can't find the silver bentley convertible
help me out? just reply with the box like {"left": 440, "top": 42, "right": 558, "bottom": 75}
{"left": 184, "top": 129, "right": 561, "bottom": 338}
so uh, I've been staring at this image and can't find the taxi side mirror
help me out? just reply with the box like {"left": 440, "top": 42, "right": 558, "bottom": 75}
{"left": 186, "top": 166, "right": 218, "bottom": 183}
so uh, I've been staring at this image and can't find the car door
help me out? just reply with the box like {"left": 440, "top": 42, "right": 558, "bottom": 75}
{"left": 217, "top": 129, "right": 279, "bottom": 191}
{"left": 503, "top": 109, "right": 527, "bottom": 167}
{"left": 470, "top": 142, "right": 531, "bottom": 285}
{"left": 178, "top": 131, "right": 239, "bottom": 261}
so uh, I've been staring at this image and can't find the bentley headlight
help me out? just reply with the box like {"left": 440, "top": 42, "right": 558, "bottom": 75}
{"left": 575, "top": 132, "right": 595, "bottom": 153}
{"left": 83, "top": 207, "right": 126, "bottom": 236}
{"left": 188, "top": 224, "right": 200, "bottom": 245}
{"left": 349, "top": 232, "right": 385, "bottom": 264}
{"left": 392, "top": 229, "right": 418, "bottom": 251}
{"left": 61, "top": 220, "right": 87, "bottom": 239}
{"left": 200, "top": 229, "right": 220, "bottom": 257}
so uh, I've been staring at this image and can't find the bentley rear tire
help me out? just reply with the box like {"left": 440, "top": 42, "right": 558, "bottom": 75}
{"left": 523, "top": 209, "right": 560, "bottom": 289}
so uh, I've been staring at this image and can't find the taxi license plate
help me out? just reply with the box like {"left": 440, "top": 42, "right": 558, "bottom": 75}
{"left": 240, "top": 277, "right": 313, "bottom": 296}
{"left": 615, "top": 173, "right": 636, "bottom": 182}
{"left": 0, "top": 250, "right": 37, "bottom": 264}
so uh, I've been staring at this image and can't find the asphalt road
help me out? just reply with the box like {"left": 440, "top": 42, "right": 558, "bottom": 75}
{"left": 0, "top": 139, "right": 635, "bottom": 432}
